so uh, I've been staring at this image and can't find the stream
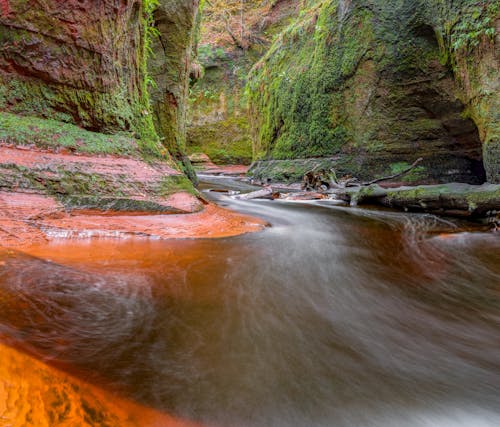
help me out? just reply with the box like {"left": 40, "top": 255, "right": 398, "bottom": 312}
{"left": 0, "top": 176, "right": 499, "bottom": 426}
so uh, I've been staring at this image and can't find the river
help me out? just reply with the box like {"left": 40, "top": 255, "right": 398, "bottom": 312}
{"left": 0, "top": 176, "right": 499, "bottom": 426}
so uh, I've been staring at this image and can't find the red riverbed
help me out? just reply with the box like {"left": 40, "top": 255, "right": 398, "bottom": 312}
{"left": 0, "top": 145, "right": 266, "bottom": 249}
{"left": 0, "top": 191, "right": 266, "bottom": 249}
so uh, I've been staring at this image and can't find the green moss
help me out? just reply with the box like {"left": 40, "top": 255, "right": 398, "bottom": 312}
{"left": 384, "top": 183, "right": 500, "bottom": 214}
{"left": 386, "top": 185, "right": 450, "bottom": 201}
{"left": 246, "top": 0, "right": 496, "bottom": 183}
{"left": 0, "top": 112, "right": 141, "bottom": 156}
{"left": 0, "top": 2, "right": 163, "bottom": 157}
{"left": 464, "top": 186, "right": 500, "bottom": 205}
{"left": 0, "top": 158, "right": 196, "bottom": 207}
{"left": 389, "top": 162, "right": 427, "bottom": 183}
{"left": 247, "top": 157, "right": 352, "bottom": 183}
{"left": 60, "top": 195, "right": 183, "bottom": 214}
{"left": 448, "top": 2, "right": 497, "bottom": 53}
{"left": 187, "top": 115, "right": 253, "bottom": 164}
{"left": 247, "top": 1, "right": 375, "bottom": 160}
{"left": 138, "top": 0, "right": 163, "bottom": 155}
{"left": 157, "top": 175, "right": 197, "bottom": 196}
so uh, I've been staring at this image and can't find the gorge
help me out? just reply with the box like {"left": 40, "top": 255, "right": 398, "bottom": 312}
{"left": 0, "top": 0, "right": 499, "bottom": 426}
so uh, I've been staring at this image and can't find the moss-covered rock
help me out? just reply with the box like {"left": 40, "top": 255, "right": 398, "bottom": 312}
{"left": 0, "top": 0, "right": 202, "bottom": 201}
{"left": 0, "top": 0, "right": 205, "bottom": 159}
{"left": 60, "top": 195, "right": 185, "bottom": 214}
{"left": 248, "top": 157, "right": 347, "bottom": 183}
{"left": 149, "top": 0, "right": 202, "bottom": 181}
{"left": 248, "top": 0, "right": 499, "bottom": 183}
{"left": 0, "top": 112, "right": 141, "bottom": 156}
{"left": 186, "top": 0, "right": 298, "bottom": 165}
{"left": 0, "top": 146, "right": 199, "bottom": 214}
{"left": 187, "top": 115, "right": 253, "bottom": 164}
{"left": 0, "top": 0, "right": 160, "bottom": 153}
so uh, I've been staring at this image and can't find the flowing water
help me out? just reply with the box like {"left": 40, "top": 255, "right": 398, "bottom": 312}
{"left": 0, "top": 177, "right": 499, "bottom": 426}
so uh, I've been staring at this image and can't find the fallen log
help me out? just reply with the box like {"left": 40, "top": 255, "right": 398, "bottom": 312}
{"left": 282, "top": 192, "right": 327, "bottom": 201}
{"left": 331, "top": 182, "right": 500, "bottom": 219}
{"left": 233, "top": 187, "right": 275, "bottom": 200}
{"left": 324, "top": 158, "right": 423, "bottom": 190}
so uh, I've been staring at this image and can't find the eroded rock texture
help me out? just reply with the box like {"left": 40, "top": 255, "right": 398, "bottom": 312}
{"left": 248, "top": 0, "right": 499, "bottom": 184}
{"left": 0, "top": 0, "right": 149, "bottom": 135}
{"left": 150, "top": 0, "right": 201, "bottom": 179}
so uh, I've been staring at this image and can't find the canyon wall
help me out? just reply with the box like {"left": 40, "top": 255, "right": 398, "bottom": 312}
{"left": 248, "top": 0, "right": 499, "bottom": 184}
{"left": 0, "top": 0, "right": 159, "bottom": 149}
{"left": 0, "top": 0, "right": 200, "bottom": 163}
{"left": 150, "top": 0, "right": 200, "bottom": 179}
{"left": 186, "top": 0, "right": 297, "bottom": 165}
{"left": 0, "top": 1, "right": 201, "bottom": 214}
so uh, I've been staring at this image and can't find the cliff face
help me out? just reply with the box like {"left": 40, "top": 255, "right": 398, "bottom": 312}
{"left": 149, "top": 0, "right": 200, "bottom": 179}
{"left": 186, "top": 0, "right": 298, "bottom": 165}
{"left": 248, "top": 0, "right": 499, "bottom": 184}
{"left": 0, "top": 0, "right": 156, "bottom": 145}
{"left": 0, "top": 0, "right": 202, "bottom": 163}
{"left": 0, "top": 1, "right": 204, "bottom": 222}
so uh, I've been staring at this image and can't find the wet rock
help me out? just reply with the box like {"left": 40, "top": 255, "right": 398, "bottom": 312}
{"left": 189, "top": 152, "right": 212, "bottom": 165}
{"left": 149, "top": 0, "right": 202, "bottom": 181}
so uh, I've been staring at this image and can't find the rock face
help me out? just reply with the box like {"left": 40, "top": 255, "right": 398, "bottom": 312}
{"left": 248, "top": 0, "right": 499, "bottom": 184}
{"left": 0, "top": 0, "right": 203, "bottom": 162}
{"left": 186, "top": 0, "right": 298, "bottom": 165}
{"left": 150, "top": 0, "right": 201, "bottom": 179}
{"left": 0, "top": 0, "right": 208, "bottom": 230}
{"left": 0, "top": 0, "right": 155, "bottom": 143}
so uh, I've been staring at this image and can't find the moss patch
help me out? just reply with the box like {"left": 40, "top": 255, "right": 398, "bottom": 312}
{"left": 156, "top": 175, "right": 198, "bottom": 196}
{"left": 187, "top": 115, "right": 253, "bottom": 164}
{"left": 61, "top": 195, "right": 184, "bottom": 214}
{"left": 0, "top": 112, "right": 143, "bottom": 157}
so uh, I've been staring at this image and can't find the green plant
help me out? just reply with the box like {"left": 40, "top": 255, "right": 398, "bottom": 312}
{"left": 198, "top": 44, "right": 227, "bottom": 64}
{"left": 134, "top": 0, "right": 162, "bottom": 155}
{"left": 450, "top": 3, "right": 496, "bottom": 52}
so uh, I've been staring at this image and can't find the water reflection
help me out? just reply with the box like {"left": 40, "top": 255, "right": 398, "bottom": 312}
{"left": 0, "top": 185, "right": 499, "bottom": 426}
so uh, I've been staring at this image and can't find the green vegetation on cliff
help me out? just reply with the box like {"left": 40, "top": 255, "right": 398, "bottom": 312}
{"left": 247, "top": 0, "right": 498, "bottom": 184}
{"left": 186, "top": 0, "right": 298, "bottom": 165}
{"left": 0, "top": 0, "right": 207, "bottom": 183}
{"left": 148, "top": 0, "right": 204, "bottom": 181}
{"left": 0, "top": 113, "right": 140, "bottom": 157}
{"left": 0, "top": 0, "right": 214, "bottom": 206}
{"left": 0, "top": 0, "right": 166, "bottom": 156}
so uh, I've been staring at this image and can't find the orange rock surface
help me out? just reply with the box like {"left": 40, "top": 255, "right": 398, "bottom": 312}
{"left": 0, "top": 342, "right": 201, "bottom": 427}
{"left": 0, "top": 191, "right": 266, "bottom": 250}
{"left": 0, "top": 145, "right": 180, "bottom": 179}
{"left": 0, "top": 144, "right": 266, "bottom": 249}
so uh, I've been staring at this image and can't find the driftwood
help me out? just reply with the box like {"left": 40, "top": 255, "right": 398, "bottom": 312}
{"left": 233, "top": 187, "right": 275, "bottom": 200}
{"left": 302, "top": 158, "right": 424, "bottom": 191}
{"left": 235, "top": 158, "right": 426, "bottom": 202}
{"left": 362, "top": 158, "right": 424, "bottom": 185}
{"left": 282, "top": 192, "right": 326, "bottom": 201}
{"left": 301, "top": 167, "right": 331, "bottom": 191}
